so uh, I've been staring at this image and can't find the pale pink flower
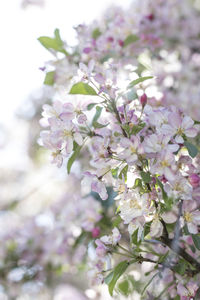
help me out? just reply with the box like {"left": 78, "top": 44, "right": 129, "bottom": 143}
{"left": 100, "top": 227, "right": 121, "bottom": 246}
{"left": 119, "top": 136, "right": 144, "bottom": 164}
{"left": 151, "top": 150, "right": 176, "bottom": 181}
{"left": 150, "top": 216, "right": 163, "bottom": 238}
{"left": 162, "top": 112, "right": 197, "bottom": 143}
{"left": 143, "top": 134, "right": 179, "bottom": 154}
{"left": 183, "top": 201, "right": 200, "bottom": 234}
{"left": 82, "top": 172, "right": 108, "bottom": 200}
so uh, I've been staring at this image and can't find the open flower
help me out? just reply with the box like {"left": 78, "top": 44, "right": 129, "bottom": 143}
{"left": 100, "top": 227, "right": 121, "bottom": 246}
{"left": 162, "top": 112, "right": 197, "bottom": 143}
{"left": 118, "top": 136, "right": 144, "bottom": 164}
{"left": 151, "top": 150, "right": 176, "bottom": 181}
{"left": 183, "top": 201, "right": 200, "bottom": 234}
{"left": 82, "top": 172, "right": 108, "bottom": 200}
{"left": 119, "top": 190, "right": 148, "bottom": 224}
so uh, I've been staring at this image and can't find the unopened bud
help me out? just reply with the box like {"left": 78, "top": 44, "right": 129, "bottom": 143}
{"left": 189, "top": 174, "right": 200, "bottom": 188}
{"left": 140, "top": 93, "right": 147, "bottom": 107}
{"left": 92, "top": 227, "right": 100, "bottom": 238}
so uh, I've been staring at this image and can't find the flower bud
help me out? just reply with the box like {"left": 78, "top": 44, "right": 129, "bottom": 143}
{"left": 140, "top": 93, "right": 147, "bottom": 107}
{"left": 189, "top": 174, "right": 200, "bottom": 188}
{"left": 92, "top": 227, "right": 100, "bottom": 238}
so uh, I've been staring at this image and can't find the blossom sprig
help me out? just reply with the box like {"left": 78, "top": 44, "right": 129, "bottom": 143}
{"left": 37, "top": 1, "right": 200, "bottom": 298}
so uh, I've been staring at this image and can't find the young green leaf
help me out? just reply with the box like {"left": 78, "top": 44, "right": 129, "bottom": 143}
{"left": 140, "top": 171, "right": 151, "bottom": 183}
{"left": 125, "top": 88, "right": 137, "bottom": 101}
{"left": 38, "top": 29, "right": 68, "bottom": 55}
{"left": 87, "top": 103, "right": 98, "bottom": 110}
{"left": 92, "top": 106, "right": 103, "bottom": 124}
{"left": 67, "top": 144, "right": 82, "bottom": 174}
{"left": 70, "top": 82, "right": 97, "bottom": 95}
{"left": 119, "top": 165, "right": 128, "bottom": 181}
{"left": 118, "top": 280, "right": 129, "bottom": 296}
{"left": 128, "top": 76, "right": 153, "bottom": 88}
{"left": 104, "top": 271, "right": 114, "bottom": 285}
{"left": 111, "top": 168, "right": 119, "bottom": 179}
{"left": 93, "top": 121, "right": 109, "bottom": 129}
{"left": 156, "top": 178, "right": 168, "bottom": 202}
{"left": 192, "top": 234, "right": 200, "bottom": 250}
{"left": 173, "top": 259, "right": 187, "bottom": 275}
{"left": 44, "top": 71, "right": 55, "bottom": 86}
{"left": 92, "top": 28, "right": 101, "bottom": 39}
{"left": 184, "top": 141, "right": 198, "bottom": 158}
{"left": 108, "top": 261, "right": 129, "bottom": 296}
{"left": 112, "top": 215, "right": 122, "bottom": 228}
{"left": 133, "top": 178, "right": 143, "bottom": 189}
{"left": 132, "top": 228, "right": 141, "bottom": 246}
{"left": 123, "top": 34, "right": 139, "bottom": 47}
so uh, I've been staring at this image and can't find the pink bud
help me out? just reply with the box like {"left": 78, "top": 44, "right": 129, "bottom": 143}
{"left": 140, "top": 93, "right": 147, "bottom": 107}
{"left": 146, "top": 14, "right": 155, "bottom": 21}
{"left": 107, "top": 36, "right": 114, "bottom": 43}
{"left": 92, "top": 227, "right": 100, "bottom": 238}
{"left": 83, "top": 47, "right": 92, "bottom": 54}
{"left": 118, "top": 39, "right": 124, "bottom": 47}
{"left": 189, "top": 174, "right": 200, "bottom": 188}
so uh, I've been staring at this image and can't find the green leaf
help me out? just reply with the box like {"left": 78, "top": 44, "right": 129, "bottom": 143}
{"left": 108, "top": 261, "right": 129, "bottom": 296}
{"left": 93, "top": 121, "right": 109, "bottom": 129}
{"left": 192, "top": 234, "right": 200, "bottom": 250}
{"left": 133, "top": 178, "right": 143, "bottom": 189}
{"left": 92, "top": 28, "right": 102, "bottom": 39}
{"left": 67, "top": 144, "right": 82, "bottom": 174}
{"left": 87, "top": 103, "right": 98, "bottom": 110}
{"left": 118, "top": 280, "right": 129, "bottom": 296}
{"left": 92, "top": 106, "right": 103, "bottom": 124}
{"left": 158, "top": 251, "right": 169, "bottom": 264}
{"left": 156, "top": 179, "right": 168, "bottom": 202}
{"left": 184, "top": 141, "right": 198, "bottom": 158}
{"left": 119, "top": 165, "right": 128, "bottom": 181}
{"left": 123, "top": 34, "right": 139, "bottom": 47}
{"left": 130, "top": 123, "right": 146, "bottom": 135}
{"left": 111, "top": 168, "right": 119, "bottom": 179}
{"left": 128, "top": 76, "right": 153, "bottom": 88}
{"left": 125, "top": 88, "right": 137, "bottom": 101}
{"left": 132, "top": 228, "right": 141, "bottom": 246}
{"left": 142, "top": 272, "right": 159, "bottom": 295}
{"left": 44, "top": 71, "right": 55, "bottom": 85}
{"left": 70, "top": 82, "right": 97, "bottom": 95}
{"left": 54, "top": 28, "right": 63, "bottom": 46}
{"left": 112, "top": 215, "right": 122, "bottom": 228}
{"left": 104, "top": 271, "right": 114, "bottom": 284}
{"left": 38, "top": 29, "right": 68, "bottom": 55}
{"left": 141, "top": 171, "right": 151, "bottom": 183}
{"left": 173, "top": 259, "right": 187, "bottom": 275}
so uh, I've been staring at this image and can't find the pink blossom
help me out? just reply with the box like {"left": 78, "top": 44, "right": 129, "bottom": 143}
{"left": 162, "top": 112, "right": 197, "bottom": 143}
{"left": 188, "top": 173, "right": 200, "bottom": 188}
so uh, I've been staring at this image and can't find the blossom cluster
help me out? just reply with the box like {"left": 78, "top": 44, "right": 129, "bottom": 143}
{"left": 37, "top": 0, "right": 200, "bottom": 299}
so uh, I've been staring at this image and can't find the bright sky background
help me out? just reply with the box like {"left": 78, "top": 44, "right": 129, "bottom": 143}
{"left": 1, "top": 0, "right": 132, "bottom": 124}
{"left": 0, "top": 0, "right": 132, "bottom": 169}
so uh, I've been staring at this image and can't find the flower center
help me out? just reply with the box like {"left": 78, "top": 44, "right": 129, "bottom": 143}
{"left": 118, "top": 184, "right": 125, "bottom": 193}
{"left": 129, "top": 199, "right": 141, "bottom": 210}
{"left": 63, "top": 129, "right": 72, "bottom": 137}
{"left": 130, "top": 146, "right": 136, "bottom": 153}
{"left": 184, "top": 212, "right": 192, "bottom": 223}
{"left": 176, "top": 127, "right": 184, "bottom": 135}
{"left": 161, "top": 160, "right": 169, "bottom": 167}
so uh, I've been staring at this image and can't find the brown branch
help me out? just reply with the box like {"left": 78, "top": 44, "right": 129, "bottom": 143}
{"left": 161, "top": 236, "right": 200, "bottom": 274}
